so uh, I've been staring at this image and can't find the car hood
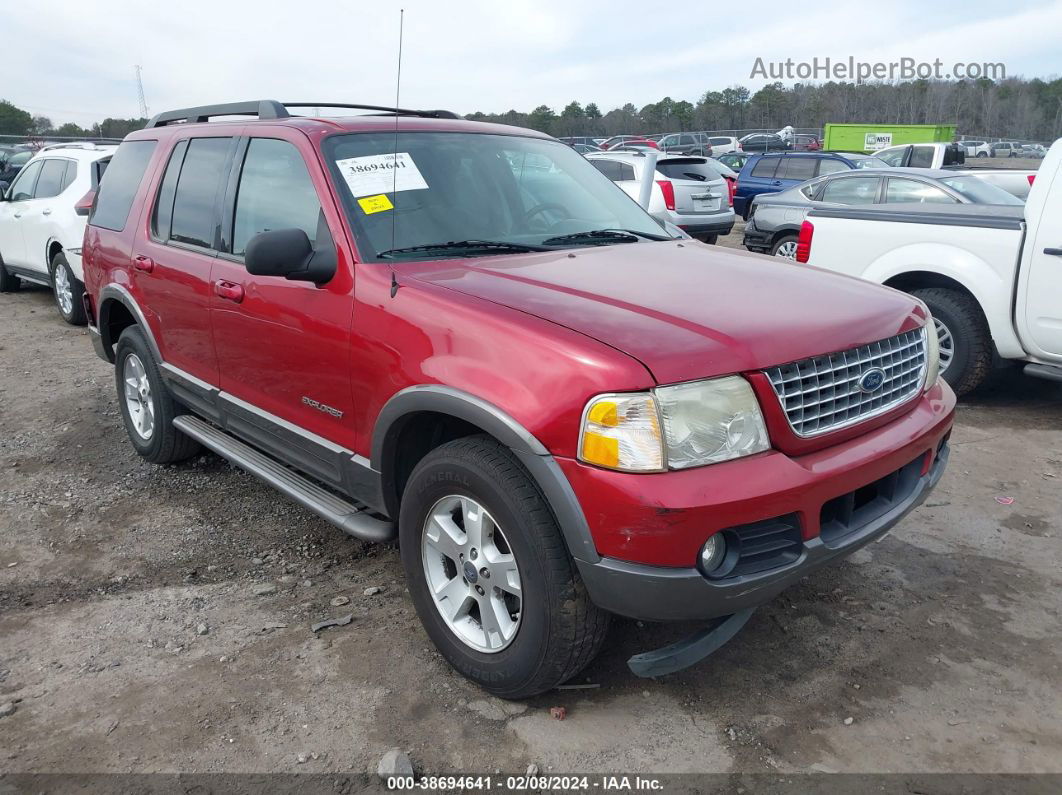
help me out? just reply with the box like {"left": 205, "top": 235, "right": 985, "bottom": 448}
{"left": 399, "top": 241, "right": 926, "bottom": 385}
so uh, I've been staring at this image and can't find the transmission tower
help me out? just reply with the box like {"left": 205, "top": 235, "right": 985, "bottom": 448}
{"left": 134, "top": 65, "right": 149, "bottom": 118}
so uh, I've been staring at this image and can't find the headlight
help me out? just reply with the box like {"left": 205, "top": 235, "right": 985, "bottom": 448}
{"left": 579, "top": 393, "right": 665, "bottom": 472}
{"left": 923, "top": 317, "right": 940, "bottom": 390}
{"left": 656, "top": 376, "right": 769, "bottom": 468}
{"left": 579, "top": 376, "right": 769, "bottom": 472}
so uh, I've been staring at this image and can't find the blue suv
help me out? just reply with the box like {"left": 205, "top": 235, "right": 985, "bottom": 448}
{"left": 734, "top": 152, "right": 886, "bottom": 219}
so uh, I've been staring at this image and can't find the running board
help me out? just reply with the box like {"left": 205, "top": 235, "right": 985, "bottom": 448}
{"left": 172, "top": 415, "right": 395, "bottom": 543}
{"left": 1024, "top": 363, "right": 1062, "bottom": 384}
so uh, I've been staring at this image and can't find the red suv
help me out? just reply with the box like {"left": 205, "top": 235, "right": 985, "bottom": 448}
{"left": 81, "top": 100, "right": 954, "bottom": 697}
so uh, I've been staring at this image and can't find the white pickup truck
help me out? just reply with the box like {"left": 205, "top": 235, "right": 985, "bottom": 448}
{"left": 796, "top": 138, "right": 1062, "bottom": 395}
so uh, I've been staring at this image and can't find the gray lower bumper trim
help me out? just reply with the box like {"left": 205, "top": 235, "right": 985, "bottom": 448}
{"left": 579, "top": 447, "right": 947, "bottom": 622}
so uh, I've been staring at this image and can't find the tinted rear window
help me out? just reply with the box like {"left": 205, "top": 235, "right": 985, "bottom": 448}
{"left": 778, "top": 157, "right": 816, "bottom": 181}
{"left": 656, "top": 161, "right": 717, "bottom": 182}
{"left": 170, "top": 138, "right": 232, "bottom": 249}
{"left": 709, "top": 137, "right": 731, "bottom": 145}
{"left": 91, "top": 140, "right": 157, "bottom": 231}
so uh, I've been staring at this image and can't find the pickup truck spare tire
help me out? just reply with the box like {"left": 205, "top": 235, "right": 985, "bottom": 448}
{"left": 911, "top": 287, "right": 991, "bottom": 396}
{"left": 399, "top": 435, "right": 609, "bottom": 698}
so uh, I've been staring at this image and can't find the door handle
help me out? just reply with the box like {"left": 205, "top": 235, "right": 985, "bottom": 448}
{"left": 1044, "top": 248, "right": 1062, "bottom": 256}
{"left": 214, "top": 280, "right": 244, "bottom": 303}
{"left": 42, "top": 208, "right": 52, "bottom": 216}
{"left": 133, "top": 255, "right": 155, "bottom": 272}
{"left": 12, "top": 213, "right": 21, "bottom": 219}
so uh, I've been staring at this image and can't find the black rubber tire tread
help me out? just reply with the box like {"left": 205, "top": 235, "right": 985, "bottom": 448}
{"left": 911, "top": 286, "right": 992, "bottom": 396}
{"left": 51, "top": 251, "right": 87, "bottom": 326}
{"left": 0, "top": 257, "right": 20, "bottom": 292}
{"left": 114, "top": 326, "right": 201, "bottom": 464}
{"left": 399, "top": 434, "right": 609, "bottom": 699}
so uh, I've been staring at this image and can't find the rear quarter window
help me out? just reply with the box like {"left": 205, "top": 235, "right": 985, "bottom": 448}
{"left": 90, "top": 140, "right": 157, "bottom": 232}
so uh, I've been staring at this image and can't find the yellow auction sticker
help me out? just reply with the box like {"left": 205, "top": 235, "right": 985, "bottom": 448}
{"left": 357, "top": 194, "right": 394, "bottom": 214}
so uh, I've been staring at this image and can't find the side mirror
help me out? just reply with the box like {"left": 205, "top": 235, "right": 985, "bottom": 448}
{"left": 244, "top": 228, "right": 337, "bottom": 286}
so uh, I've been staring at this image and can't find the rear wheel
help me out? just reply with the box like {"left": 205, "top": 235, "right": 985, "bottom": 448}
{"left": 399, "top": 435, "right": 609, "bottom": 698}
{"left": 50, "top": 251, "right": 86, "bottom": 325}
{"left": 114, "top": 326, "right": 201, "bottom": 464}
{"left": 911, "top": 287, "right": 992, "bottom": 396}
{"left": 771, "top": 234, "right": 798, "bottom": 260}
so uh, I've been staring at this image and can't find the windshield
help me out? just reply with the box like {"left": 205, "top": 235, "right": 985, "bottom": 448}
{"left": 851, "top": 156, "right": 889, "bottom": 169}
{"left": 324, "top": 132, "right": 667, "bottom": 261}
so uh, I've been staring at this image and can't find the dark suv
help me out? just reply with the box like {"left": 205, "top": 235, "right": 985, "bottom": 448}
{"left": 733, "top": 151, "right": 888, "bottom": 218}
{"left": 81, "top": 100, "right": 954, "bottom": 697}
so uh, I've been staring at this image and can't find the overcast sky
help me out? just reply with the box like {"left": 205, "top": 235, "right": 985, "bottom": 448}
{"left": 5, "top": 0, "right": 1062, "bottom": 125}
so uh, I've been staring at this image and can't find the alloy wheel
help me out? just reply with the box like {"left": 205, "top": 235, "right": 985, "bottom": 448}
{"left": 935, "top": 317, "right": 955, "bottom": 374}
{"left": 123, "top": 353, "right": 155, "bottom": 439}
{"left": 421, "top": 495, "right": 522, "bottom": 653}
{"left": 54, "top": 263, "right": 73, "bottom": 317}
{"left": 775, "top": 240, "right": 798, "bottom": 260}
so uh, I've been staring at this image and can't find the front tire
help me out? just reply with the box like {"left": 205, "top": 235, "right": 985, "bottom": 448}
{"left": 911, "top": 287, "right": 992, "bottom": 396}
{"left": 114, "top": 326, "right": 201, "bottom": 464}
{"left": 399, "top": 436, "right": 609, "bottom": 699}
{"left": 50, "top": 251, "right": 86, "bottom": 325}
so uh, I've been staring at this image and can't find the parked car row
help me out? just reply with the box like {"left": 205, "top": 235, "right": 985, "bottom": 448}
{"left": 3, "top": 100, "right": 962, "bottom": 698}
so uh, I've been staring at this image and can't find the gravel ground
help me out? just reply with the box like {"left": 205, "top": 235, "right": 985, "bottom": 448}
{"left": 1, "top": 268, "right": 1060, "bottom": 777}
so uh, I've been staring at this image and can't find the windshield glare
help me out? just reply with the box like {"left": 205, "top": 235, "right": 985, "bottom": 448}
{"left": 940, "top": 176, "right": 1025, "bottom": 205}
{"left": 852, "top": 157, "right": 889, "bottom": 169}
{"left": 324, "top": 132, "right": 668, "bottom": 261}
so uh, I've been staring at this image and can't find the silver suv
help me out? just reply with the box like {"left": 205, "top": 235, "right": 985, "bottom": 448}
{"left": 586, "top": 151, "right": 734, "bottom": 243}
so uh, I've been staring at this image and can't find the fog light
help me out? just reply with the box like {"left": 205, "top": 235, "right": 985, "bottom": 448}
{"left": 700, "top": 534, "right": 726, "bottom": 573}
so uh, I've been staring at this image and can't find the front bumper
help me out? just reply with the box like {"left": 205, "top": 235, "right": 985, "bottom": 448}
{"left": 564, "top": 383, "right": 955, "bottom": 621}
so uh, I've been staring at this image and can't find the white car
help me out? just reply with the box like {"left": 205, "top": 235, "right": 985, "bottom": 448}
{"left": 795, "top": 137, "right": 1062, "bottom": 395}
{"left": 958, "top": 140, "right": 991, "bottom": 158}
{"left": 586, "top": 151, "right": 735, "bottom": 242}
{"left": 706, "top": 135, "right": 739, "bottom": 155}
{"left": 0, "top": 143, "right": 115, "bottom": 324}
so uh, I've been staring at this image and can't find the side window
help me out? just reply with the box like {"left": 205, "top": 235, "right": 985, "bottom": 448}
{"left": 750, "top": 157, "right": 779, "bottom": 178}
{"left": 9, "top": 160, "right": 43, "bottom": 201}
{"left": 885, "top": 178, "right": 959, "bottom": 204}
{"left": 169, "top": 137, "right": 232, "bottom": 249}
{"left": 779, "top": 157, "right": 816, "bottom": 181}
{"left": 34, "top": 159, "right": 69, "bottom": 199}
{"left": 680, "top": 134, "right": 696, "bottom": 146}
{"left": 819, "top": 176, "right": 881, "bottom": 204}
{"left": 660, "top": 135, "right": 678, "bottom": 148}
{"left": 816, "top": 158, "right": 849, "bottom": 176}
{"left": 91, "top": 140, "right": 157, "bottom": 232}
{"left": 152, "top": 140, "right": 189, "bottom": 241}
{"left": 617, "top": 163, "right": 636, "bottom": 181}
{"left": 232, "top": 138, "right": 322, "bottom": 257}
{"left": 590, "top": 159, "right": 623, "bottom": 182}
{"left": 909, "top": 146, "right": 935, "bottom": 168}
{"left": 60, "top": 160, "right": 77, "bottom": 192}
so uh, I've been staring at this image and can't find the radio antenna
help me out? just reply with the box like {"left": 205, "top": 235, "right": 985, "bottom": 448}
{"left": 390, "top": 8, "right": 404, "bottom": 264}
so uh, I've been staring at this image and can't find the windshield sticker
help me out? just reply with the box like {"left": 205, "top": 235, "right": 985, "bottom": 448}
{"left": 357, "top": 194, "right": 394, "bottom": 215}
{"left": 335, "top": 152, "right": 428, "bottom": 198}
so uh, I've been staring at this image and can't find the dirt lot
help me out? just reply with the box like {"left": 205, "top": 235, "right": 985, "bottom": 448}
{"left": 1, "top": 268, "right": 1060, "bottom": 777}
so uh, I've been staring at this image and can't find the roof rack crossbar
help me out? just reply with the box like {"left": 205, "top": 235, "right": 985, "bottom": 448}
{"left": 146, "top": 100, "right": 460, "bottom": 128}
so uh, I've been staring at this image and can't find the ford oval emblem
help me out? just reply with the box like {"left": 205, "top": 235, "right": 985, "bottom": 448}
{"left": 858, "top": 367, "right": 887, "bottom": 393}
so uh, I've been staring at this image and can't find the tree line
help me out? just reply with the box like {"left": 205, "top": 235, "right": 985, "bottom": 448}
{"left": 0, "top": 101, "right": 145, "bottom": 140}
{"left": 4, "top": 75, "right": 1061, "bottom": 143}
{"left": 466, "top": 77, "right": 1062, "bottom": 142}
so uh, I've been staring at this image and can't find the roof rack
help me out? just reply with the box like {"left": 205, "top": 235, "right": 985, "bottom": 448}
{"left": 39, "top": 141, "right": 119, "bottom": 152}
{"left": 146, "top": 100, "right": 460, "bottom": 128}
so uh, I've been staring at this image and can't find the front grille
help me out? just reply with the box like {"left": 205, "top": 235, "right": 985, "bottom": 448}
{"left": 765, "top": 328, "right": 927, "bottom": 437}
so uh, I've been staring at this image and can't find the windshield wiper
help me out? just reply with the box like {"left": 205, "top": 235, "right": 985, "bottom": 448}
{"left": 378, "top": 240, "right": 549, "bottom": 259}
{"left": 541, "top": 228, "right": 670, "bottom": 246}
